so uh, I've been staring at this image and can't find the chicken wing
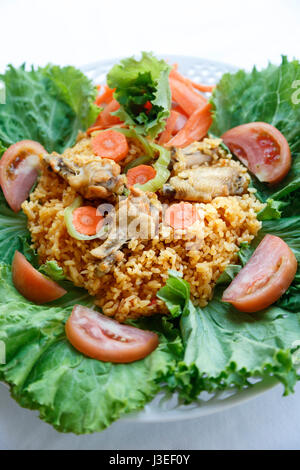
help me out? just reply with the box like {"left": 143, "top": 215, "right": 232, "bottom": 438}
{"left": 44, "top": 153, "right": 125, "bottom": 200}
{"left": 162, "top": 165, "right": 249, "bottom": 202}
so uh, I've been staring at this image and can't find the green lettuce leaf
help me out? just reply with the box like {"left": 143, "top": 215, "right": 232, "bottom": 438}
{"left": 211, "top": 57, "right": 300, "bottom": 152}
{"left": 158, "top": 272, "right": 300, "bottom": 402}
{"left": 38, "top": 260, "right": 66, "bottom": 281}
{"left": 0, "top": 142, "right": 6, "bottom": 158}
{"left": 211, "top": 57, "right": 300, "bottom": 202}
{"left": 0, "top": 263, "right": 181, "bottom": 434}
{"left": 257, "top": 199, "right": 286, "bottom": 221}
{"left": 107, "top": 52, "right": 171, "bottom": 138}
{"left": 0, "top": 192, "right": 35, "bottom": 265}
{"left": 216, "top": 264, "right": 241, "bottom": 285}
{"left": 0, "top": 64, "right": 99, "bottom": 153}
{"left": 257, "top": 217, "right": 300, "bottom": 260}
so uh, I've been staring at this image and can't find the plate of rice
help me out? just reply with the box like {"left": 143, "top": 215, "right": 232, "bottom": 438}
{"left": 0, "top": 53, "right": 299, "bottom": 434}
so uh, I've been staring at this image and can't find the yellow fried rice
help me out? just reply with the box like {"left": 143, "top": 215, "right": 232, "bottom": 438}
{"left": 22, "top": 136, "right": 264, "bottom": 322}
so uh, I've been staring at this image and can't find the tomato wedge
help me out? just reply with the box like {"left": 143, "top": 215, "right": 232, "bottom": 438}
{"left": 222, "top": 122, "right": 291, "bottom": 184}
{"left": 12, "top": 251, "right": 67, "bottom": 304}
{"left": 222, "top": 235, "right": 297, "bottom": 312}
{"left": 0, "top": 140, "right": 46, "bottom": 212}
{"left": 65, "top": 305, "right": 159, "bottom": 363}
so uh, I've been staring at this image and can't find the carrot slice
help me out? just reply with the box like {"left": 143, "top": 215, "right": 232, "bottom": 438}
{"left": 100, "top": 99, "right": 121, "bottom": 127}
{"left": 72, "top": 206, "right": 103, "bottom": 236}
{"left": 165, "top": 202, "right": 198, "bottom": 229}
{"left": 171, "top": 103, "right": 188, "bottom": 116}
{"left": 169, "top": 78, "right": 207, "bottom": 117}
{"left": 91, "top": 129, "right": 129, "bottom": 162}
{"left": 170, "top": 66, "right": 215, "bottom": 93}
{"left": 95, "top": 85, "right": 115, "bottom": 106}
{"left": 165, "top": 103, "right": 212, "bottom": 148}
{"left": 158, "top": 110, "right": 181, "bottom": 145}
{"left": 127, "top": 165, "right": 156, "bottom": 186}
{"left": 191, "top": 82, "right": 215, "bottom": 93}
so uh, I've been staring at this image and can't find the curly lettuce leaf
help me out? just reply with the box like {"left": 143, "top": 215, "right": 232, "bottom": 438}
{"left": 42, "top": 65, "right": 100, "bottom": 133}
{"left": 211, "top": 57, "right": 300, "bottom": 202}
{"left": 0, "top": 64, "right": 99, "bottom": 153}
{"left": 0, "top": 193, "right": 36, "bottom": 265}
{"left": 38, "top": 260, "right": 66, "bottom": 281}
{"left": 211, "top": 57, "right": 300, "bottom": 151}
{"left": 0, "top": 263, "right": 181, "bottom": 434}
{"left": 216, "top": 264, "right": 242, "bottom": 285}
{"left": 0, "top": 142, "right": 6, "bottom": 158}
{"left": 257, "top": 199, "right": 286, "bottom": 221}
{"left": 107, "top": 52, "right": 171, "bottom": 138}
{"left": 158, "top": 272, "right": 300, "bottom": 402}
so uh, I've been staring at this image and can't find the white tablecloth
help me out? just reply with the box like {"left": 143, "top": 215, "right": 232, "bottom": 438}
{"left": 0, "top": 0, "right": 300, "bottom": 450}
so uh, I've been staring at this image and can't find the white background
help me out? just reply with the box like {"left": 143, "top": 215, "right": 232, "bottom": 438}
{"left": 0, "top": 0, "right": 300, "bottom": 450}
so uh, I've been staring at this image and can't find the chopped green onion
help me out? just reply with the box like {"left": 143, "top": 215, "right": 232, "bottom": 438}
{"left": 64, "top": 196, "right": 108, "bottom": 241}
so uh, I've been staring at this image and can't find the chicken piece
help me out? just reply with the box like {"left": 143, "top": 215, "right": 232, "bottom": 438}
{"left": 44, "top": 154, "right": 125, "bottom": 200}
{"left": 171, "top": 138, "right": 229, "bottom": 174}
{"left": 172, "top": 144, "right": 212, "bottom": 172}
{"left": 91, "top": 190, "right": 157, "bottom": 273}
{"left": 162, "top": 165, "right": 249, "bottom": 202}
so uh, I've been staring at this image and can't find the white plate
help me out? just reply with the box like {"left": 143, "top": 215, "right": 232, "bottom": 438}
{"left": 80, "top": 55, "right": 280, "bottom": 423}
{"left": 0, "top": 56, "right": 280, "bottom": 427}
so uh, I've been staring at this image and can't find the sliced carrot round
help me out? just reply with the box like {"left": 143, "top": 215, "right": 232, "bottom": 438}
{"left": 126, "top": 165, "right": 156, "bottom": 186}
{"left": 91, "top": 129, "right": 129, "bottom": 162}
{"left": 165, "top": 202, "right": 198, "bottom": 230}
{"left": 72, "top": 206, "right": 103, "bottom": 236}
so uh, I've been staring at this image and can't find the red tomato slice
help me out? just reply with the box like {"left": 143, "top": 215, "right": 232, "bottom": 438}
{"left": 222, "top": 122, "right": 291, "bottom": 184}
{"left": 12, "top": 251, "right": 67, "bottom": 304}
{"left": 222, "top": 235, "right": 297, "bottom": 312}
{"left": 0, "top": 140, "right": 46, "bottom": 212}
{"left": 65, "top": 305, "right": 159, "bottom": 363}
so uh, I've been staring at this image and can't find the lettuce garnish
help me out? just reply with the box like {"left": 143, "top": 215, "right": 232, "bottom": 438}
{"left": 0, "top": 64, "right": 100, "bottom": 153}
{"left": 211, "top": 56, "right": 300, "bottom": 203}
{"left": 0, "top": 263, "right": 180, "bottom": 433}
{"left": 107, "top": 52, "right": 171, "bottom": 138}
{"left": 0, "top": 57, "right": 300, "bottom": 433}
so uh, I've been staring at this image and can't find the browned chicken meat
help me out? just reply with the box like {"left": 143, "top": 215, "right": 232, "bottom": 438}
{"left": 171, "top": 138, "right": 230, "bottom": 173}
{"left": 90, "top": 189, "right": 158, "bottom": 273}
{"left": 44, "top": 153, "right": 125, "bottom": 200}
{"left": 162, "top": 165, "right": 249, "bottom": 202}
{"left": 162, "top": 138, "right": 249, "bottom": 202}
